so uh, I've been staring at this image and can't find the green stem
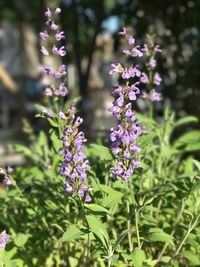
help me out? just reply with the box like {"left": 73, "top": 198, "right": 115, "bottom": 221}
{"left": 157, "top": 198, "right": 186, "bottom": 262}
{"left": 79, "top": 200, "right": 91, "bottom": 264}
{"left": 174, "top": 213, "right": 200, "bottom": 257}
{"left": 126, "top": 199, "right": 133, "bottom": 252}
{"left": 135, "top": 208, "right": 141, "bottom": 249}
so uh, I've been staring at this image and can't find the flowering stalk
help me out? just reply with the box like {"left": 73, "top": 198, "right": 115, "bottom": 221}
{"left": 109, "top": 28, "right": 142, "bottom": 182}
{"left": 40, "top": 7, "right": 68, "bottom": 97}
{"left": 140, "top": 36, "right": 162, "bottom": 106}
{"left": 40, "top": 7, "right": 92, "bottom": 202}
{"left": 59, "top": 104, "right": 92, "bottom": 202}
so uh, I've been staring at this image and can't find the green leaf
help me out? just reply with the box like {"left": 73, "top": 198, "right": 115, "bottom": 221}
{"left": 86, "top": 144, "right": 112, "bottom": 161}
{"left": 47, "top": 118, "right": 58, "bottom": 128}
{"left": 136, "top": 112, "right": 157, "bottom": 128}
{"left": 190, "top": 181, "right": 200, "bottom": 194}
{"left": 113, "top": 230, "right": 128, "bottom": 251}
{"left": 146, "top": 228, "right": 173, "bottom": 244}
{"left": 183, "top": 250, "right": 200, "bottom": 265}
{"left": 62, "top": 225, "right": 84, "bottom": 241}
{"left": 131, "top": 248, "right": 146, "bottom": 267}
{"left": 174, "top": 116, "right": 198, "bottom": 128}
{"left": 109, "top": 254, "right": 119, "bottom": 263}
{"left": 97, "top": 184, "right": 123, "bottom": 208}
{"left": 34, "top": 131, "right": 48, "bottom": 156}
{"left": 14, "top": 233, "right": 29, "bottom": 247}
{"left": 174, "top": 131, "right": 200, "bottom": 151}
{"left": 50, "top": 130, "right": 62, "bottom": 152}
{"left": 84, "top": 203, "right": 110, "bottom": 214}
{"left": 10, "top": 144, "right": 32, "bottom": 157}
{"left": 144, "top": 259, "right": 158, "bottom": 266}
{"left": 86, "top": 215, "right": 109, "bottom": 249}
{"left": 193, "top": 160, "right": 200, "bottom": 171}
{"left": 159, "top": 256, "right": 171, "bottom": 263}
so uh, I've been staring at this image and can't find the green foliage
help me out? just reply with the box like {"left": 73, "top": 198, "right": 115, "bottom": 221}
{"left": 1, "top": 108, "right": 200, "bottom": 266}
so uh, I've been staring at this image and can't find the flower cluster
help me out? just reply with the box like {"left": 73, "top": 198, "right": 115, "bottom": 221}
{"left": 140, "top": 40, "right": 162, "bottom": 102}
{"left": 109, "top": 28, "right": 142, "bottom": 181}
{"left": 0, "top": 230, "right": 9, "bottom": 250}
{"left": 59, "top": 105, "right": 92, "bottom": 202}
{"left": 0, "top": 166, "right": 13, "bottom": 186}
{"left": 40, "top": 7, "right": 68, "bottom": 96}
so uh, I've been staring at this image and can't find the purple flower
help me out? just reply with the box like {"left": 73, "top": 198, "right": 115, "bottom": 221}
{"left": 140, "top": 72, "right": 149, "bottom": 84}
{"left": 109, "top": 63, "right": 124, "bottom": 75}
{"left": 40, "top": 31, "right": 49, "bottom": 41}
{"left": 119, "top": 27, "right": 127, "bottom": 36}
{"left": 47, "top": 111, "right": 53, "bottom": 117}
{"left": 41, "top": 46, "right": 49, "bottom": 56}
{"left": 58, "top": 111, "right": 66, "bottom": 119}
{"left": 51, "top": 22, "right": 59, "bottom": 31}
{"left": 52, "top": 45, "right": 66, "bottom": 57}
{"left": 55, "top": 31, "right": 65, "bottom": 41}
{"left": 7, "top": 166, "right": 13, "bottom": 174}
{"left": 41, "top": 66, "right": 54, "bottom": 77}
{"left": 42, "top": 107, "right": 53, "bottom": 117}
{"left": 55, "top": 7, "right": 61, "bottom": 14}
{"left": 122, "top": 65, "right": 141, "bottom": 79}
{"left": 55, "top": 65, "right": 67, "bottom": 78}
{"left": 153, "top": 72, "right": 162, "bottom": 86}
{"left": 0, "top": 231, "right": 9, "bottom": 250}
{"left": 45, "top": 87, "right": 53, "bottom": 96}
{"left": 149, "top": 57, "right": 156, "bottom": 69}
{"left": 3, "top": 176, "right": 12, "bottom": 186}
{"left": 142, "top": 44, "right": 149, "bottom": 54}
{"left": 58, "top": 83, "right": 68, "bottom": 96}
{"left": 150, "top": 90, "right": 162, "bottom": 102}
{"left": 45, "top": 8, "right": 51, "bottom": 17}
{"left": 85, "top": 195, "right": 92, "bottom": 203}
{"left": 0, "top": 168, "right": 5, "bottom": 174}
{"left": 154, "top": 45, "right": 162, "bottom": 53}
{"left": 128, "top": 36, "right": 135, "bottom": 45}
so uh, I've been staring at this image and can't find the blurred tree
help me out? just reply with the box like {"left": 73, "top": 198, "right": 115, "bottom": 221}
{"left": 0, "top": 0, "right": 200, "bottom": 120}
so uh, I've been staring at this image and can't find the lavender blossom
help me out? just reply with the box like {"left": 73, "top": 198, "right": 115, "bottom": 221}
{"left": 41, "top": 46, "right": 49, "bottom": 56}
{"left": 59, "top": 105, "right": 92, "bottom": 202}
{"left": 153, "top": 72, "right": 162, "bottom": 86}
{"left": 0, "top": 231, "right": 9, "bottom": 250}
{"left": 7, "top": 166, "right": 13, "bottom": 174}
{"left": 40, "top": 7, "right": 68, "bottom": 97}
{"left": 3, "top": 176, "right": 12, "bottom": 186}
{"left": 55, "top": 31, "right": 65, "bottom": 41}
{"left": 40, "top": 31, "right": 49, "bottom": 41}
{"left": 140, "top": 39, "right": 163, "bottom": 102}
{"left": 45, "top": 8, "right": 51, "bottom": 17}
{"left": 150, "top": 90, "right": 162, "bottom": 102}
{"left": 109, "top": 29, "right": 142, "bottom": 181}
{"left": 55, "top": 7, "right": 61, "bottom": 14}
{"left": 0, "top": 166, "right": 13, "bottom": 186}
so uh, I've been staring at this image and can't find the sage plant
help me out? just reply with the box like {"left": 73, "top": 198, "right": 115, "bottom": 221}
{"left": 109, "top": 28, "right": 142, "bottom": 181}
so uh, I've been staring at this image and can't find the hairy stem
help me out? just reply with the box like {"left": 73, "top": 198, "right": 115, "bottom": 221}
{"left": 126, "top": 199, "right": 133, "bottom": 252}
{"left": 135, "top": 208, "right": 141, "bottom": 249}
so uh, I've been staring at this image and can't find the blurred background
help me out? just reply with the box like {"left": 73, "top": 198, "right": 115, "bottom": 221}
{"left": 0, "top": 0, "right": 200, "bottom": 164}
